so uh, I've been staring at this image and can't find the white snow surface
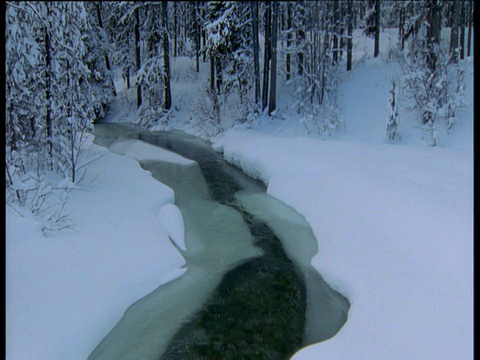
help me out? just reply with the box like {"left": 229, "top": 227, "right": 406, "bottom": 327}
{"left": 6, "top": 28, "right": 473, "bottom": 360}
{"left": 109, "top": 137, "right": 195, "bottom": 165}
{"left": 214, "top": 128, "right": 473, "bottom": 359}
{"left": 159, "top": 203, "right": 187, "bottom": 251}
{"left": 6, "top": 135, "right": 188, "bottom": 360}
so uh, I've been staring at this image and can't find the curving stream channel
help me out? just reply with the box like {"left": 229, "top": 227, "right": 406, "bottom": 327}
{"left": 89, "top": 123, "right": 349, "bottom": 360}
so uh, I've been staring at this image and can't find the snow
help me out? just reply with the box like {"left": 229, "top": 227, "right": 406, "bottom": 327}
{"left": 214, "top": 127, "right": 473, "bottom": 359}
{"left": 109, "top": 138, "right": 196, "bottom": 165}
{"left": 210, "top": 36, "right": 474, "bottom": 359}
{"left": 159, "top": 203, "right": 186, "bottom": 251}
{"left": 6, "top": 27, "right": 473, "bottom": 360}
{"left": 6, "top": 134, "right": 187, "bottom": 360}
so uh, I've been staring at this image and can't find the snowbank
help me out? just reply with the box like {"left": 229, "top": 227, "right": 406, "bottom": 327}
{"left": 212, "top": 57, "right": 473, "bottom": 359}
{"left": 214, "top": 129, "right": 473, "bottom": 359}
{"left": 6, "top": 134, "right": 187, "bottom": 360}
{"left": 159, "top": 203, "right": 187, "bottom": 251}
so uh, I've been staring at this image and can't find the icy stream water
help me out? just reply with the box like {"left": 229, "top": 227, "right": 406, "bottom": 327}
{"left": 90, "top": 124, "right": 349, "bottom": 359}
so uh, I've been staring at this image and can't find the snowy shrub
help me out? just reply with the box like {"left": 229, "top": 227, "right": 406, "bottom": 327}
{"left": 191, "top": 87, "right": 223, "bottom": 139}
{"left": 421, "top": 120, "right": 437, "bottom": 147}
{"left": 6, "top": 166, "right": 75, "bottom": 233}
{"left": 443, "top": 63, "right": 466, "bottom": 133}
{"left": 386, "top": 80, "right": 400, "bottom": 141}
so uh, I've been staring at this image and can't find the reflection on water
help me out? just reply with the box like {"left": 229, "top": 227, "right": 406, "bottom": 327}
{"left": 89, "top": 124, "right": 349, "bottom": 360}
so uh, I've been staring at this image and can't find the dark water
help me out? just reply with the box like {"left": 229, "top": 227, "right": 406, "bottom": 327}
{"left": 89, "top": 124, "right": 349, "bottom": 360}
{"left": 140, "top": 132, "right": 306, "bottom": 359}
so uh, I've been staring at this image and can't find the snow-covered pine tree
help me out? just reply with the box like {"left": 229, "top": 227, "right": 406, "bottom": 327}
{"left": 363, "top": 0, "right": 381, "bottom": 58}
{"left": 136, "top": 2, "right": 166, "bottom": 126}
{"left": 401, "top": 0, "right": 465, "bottom": 145}
{"left": 84, "top": 2, "right": 116, "bottom": 122}
{"left": 288, "top": 1, "right": 343, "bottom": 136}
{"left": 48, "top": 2, "right": 95, "bottom": 182}
{"left": 387, "top": 80, "right": 400, "bottom": 140}
{"left": 6, "top": 1, "right": 114, "bottom": 230}
{"left": 162, "top": 1, "right": 172, "bottom": 113}
{"left": 106, "top": 2, "right": 137, "bottom": 91}
{"left": 194, "top": 0, "right": 254, "bottom": 134}
{"left": 268, "top": 1, "right": 278, "bottom": 116}
{"left": 5, "top": 1, "right": 47, "bottom": 187}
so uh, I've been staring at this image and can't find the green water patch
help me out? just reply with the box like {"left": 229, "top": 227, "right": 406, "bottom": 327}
{"left": 161, "top": 216, "right": 306, "bottom": 360}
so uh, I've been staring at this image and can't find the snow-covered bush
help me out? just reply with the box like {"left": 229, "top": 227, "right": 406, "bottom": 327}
{"left": 191, "top": 87, "right": 223, "bottom": 139}
{"left": 386, "top": 80, "right": 400, "bottom": 141}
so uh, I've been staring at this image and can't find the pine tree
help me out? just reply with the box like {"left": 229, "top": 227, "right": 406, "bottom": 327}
{"left": 387, "top": 81, "right": 400, "bottom": 140}
{"left": 268, "top": 1, "right": 278, "bottom": 115}
{"left": 162, "top": 1, "right": 172, "bottom": 112}
{"left": 363, "top": 0, "right": 381, "bottom": 58}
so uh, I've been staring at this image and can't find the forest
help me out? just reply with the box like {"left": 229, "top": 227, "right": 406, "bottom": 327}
{"left": 6, "top": 0, "right": 474, "bottom": 210}
{"left": 5, "top": 2, "right": 474, "bottom": 359}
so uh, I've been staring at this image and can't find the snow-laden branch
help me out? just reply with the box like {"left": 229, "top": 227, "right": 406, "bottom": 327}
{"left": 6, "top": 2, "right": 75, "bottom": 55}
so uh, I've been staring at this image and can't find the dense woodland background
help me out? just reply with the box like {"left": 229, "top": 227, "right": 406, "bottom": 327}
{"left": 5, "top": 1, "right": 474, "bottom": 216}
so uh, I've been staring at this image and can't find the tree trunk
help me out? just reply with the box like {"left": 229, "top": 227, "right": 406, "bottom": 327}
{"left": 467, "top": 0, "right": 472, "bottom": 57}
{"left": 210, "top": 50, "right": 215, "bottom": 92}
{"left": 374, "top": 0, "right": 380, "bottom": 58}
{"left": 262, "top": 1, "right": 272, "bottom": 111}
{"left": 268, "top": 2, "right": 277, "bottom": 115}
{"left": 449, "top": 0, "right": 459, "bottom": 63}
{"left": 252, "top": 1, "right": 260, "bottom": 105}
{"left": 195, "top": 2, "right": 200, "bottom": 72}
{"left": 426, "top": 0, "right": 442, "bottom": 73}
{"left": 297, "top": 4, "right": 305, "bottom": 74}
{"left": 346, "top": 0, "right": 353, "bottom": 71}
{"left": 216, "top": 55, "right": 222, "bottom": 94}
{"left": 459, "top": 0, "right": 465, "bottom": 60}
{"left": 424, "top": 0, "right": 442, "bottom": 125}
{"left": 286, "top": 1, "right": 292, "bottom": 80}
{"left": 96, "top": 2, "right": 116, "bottom": 97}
{"left": 173, "top": 2, "right": 177, "bottom": 57}
{"left": 135, "top": 7, "right": 142, "bottom": 108}
{"left": 162, "top": 1, "right": 172, "bottom": 111}
{"left": 399, "top": 7, "right": 405, "bottom": 50}
{"left": 45, "top": 3, "right": 53, "bottom": 167}
{"left": 332, "top": 0, "right": 340, "bottom": 64}
{"left": 202, "top": 30, "right": 206, "bottom": 62}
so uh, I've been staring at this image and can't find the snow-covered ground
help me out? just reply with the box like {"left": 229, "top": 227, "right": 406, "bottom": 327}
{"left": 5, "top": 137, "right": 190, "bottom": 360}
{"left": 6, "top": 29, "right": 473, "bottom": 359}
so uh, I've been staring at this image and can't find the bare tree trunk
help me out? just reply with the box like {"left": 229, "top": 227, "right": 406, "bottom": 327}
{"left": 251, "top": 1, "right": 260, "bottom": 105}
{"left": 162, "top": 1, "right": 172, "bottom": 111}
{"left": 347, "top": 0, "right": 353, "bottom": 71}
{"left": 467, "top": 0, "right": 472, "bottom": 57}
{"left": 286, "top": 1, "right": 292, "bottom": 80}
{"left": 262, "top": 1, "right": 272, "bottom": 111}
{"left": 45, "top": 2, "right": 53, "bottom": 167}
{"left": 135, "top": 7, "right": 142, "bottom": 108}
{"left": 374, "top": 0, "right": 380, "bottom": 58}
{"left": 268, "top": 1, "right": 278, "bottom": 115}
{"left": 399, "top": 7, "right": 405, "bottom": 50}
{"left": 297, "top": 3, "right": 305, "bottom": 75}
{"left": 210, "top": 50, "right": 215, "bottom": 92}
{"left": 216, "top": 55, "right": 222, "bottom": 94}
{"left": 173, "top": 2, "right": 177, "bottom": 57}
{"left": 96, "top": 2, "right": 116, "bottom": 96}
{"left": 202, "top": 30, "right": 206, "bottom": 62}
{"left": 424, "top": 0, "right": 442, "bottom": 125}
{"left": 426, "top": 0, "right": 442, "bottom": 73}
{"left": 459, "top": 0, "right": 465, "bottom": 60}
{"left": 339, "top": 3, "right": 345, "bottom": 62}
{"left": 195, "top": 2, "right": 200, "bottom": 72}
{"left": 449, "top": 0, "right": 459, "bottom": 63}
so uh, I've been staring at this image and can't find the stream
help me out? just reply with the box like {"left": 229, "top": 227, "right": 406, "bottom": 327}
{"left": 89, "top": 123, "right": 349, "bottom": 360}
